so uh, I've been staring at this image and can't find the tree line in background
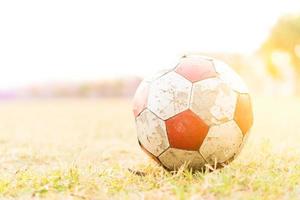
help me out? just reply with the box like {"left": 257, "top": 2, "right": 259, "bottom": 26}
{"left": 260, "top": 14, "right": 300, "bottom": 93}
{"left": 0, "top": 77, "right": 141, "bottom": 99}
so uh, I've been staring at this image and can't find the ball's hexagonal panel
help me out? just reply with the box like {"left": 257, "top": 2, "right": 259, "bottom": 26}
{"left": 158, "top": 148, "right": 205, "bottom": 170}
{"left": 234, "top": 94, "right": 253, "bottom": 135}
{"left": 144, "top": 68, "right": 173, "bottom": 83}
{"left": 136, "top": 109, "right": 169, "bottom": 157}
{"left": 190, "top": 78, "right": 237, "bottom": 126}
{"left": 175, "top": 57, "right": 217, "bottom": 83}
{"left": 181, "top": 54, "right": 214, "bottom": 61}
{"left": 200, "top": 120, "right": 243, "bottom": 164}
{"left": 138, "top": 140, "right": 162, "bottom": 165}
{"left": 213, "top": 60, "right": 249, "bottom": 94}
{"left": 233, "top": 133, "right": 250, "bottom": 159}
{"left": 133, "top": 81, "right": 150, "bottom": 117}
{"left": 165, "top": 109, "right": 209, "bottom": 151}
{"left": 147, "top": 72, "right": 192, "bottom": 120}
{"left": 133, "top": 68, "right": 174, "bottom": 117}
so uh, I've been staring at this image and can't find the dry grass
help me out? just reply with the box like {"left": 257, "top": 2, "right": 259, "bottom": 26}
{"left": 0, "top": 96, "right": 299, "bottom": 199}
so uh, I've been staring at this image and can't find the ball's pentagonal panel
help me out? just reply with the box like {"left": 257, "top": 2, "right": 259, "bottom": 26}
{"left": 200, "top": 121, "right": 243, "bottom": 164}
{"left": 138, "top": 140, "right": 162, "bottom": 165}
{"left": 234, "top": 94, "right": 253, "bottom": 135}
{"left": 213, "top": 60, "right": 249, "bottom": 94}
{"left": 190, "top": 78, "right": 237, "bottom": 126}
{"left": 136, "top": 109, "right": 169, "bottom": 157}
{"left": 158, "top": 148, "right": 205, "bottom": 170}
{"left": 175, "top": 57, "right": 217, "bottom": 82}
{"left": 166, "top": 110, "right": 209, "bottom": 151}
{"left": 147, "top": 72, "right": 192, "bottom": 120}
{"left": 133, "top": 81, "right": 150, "bottom": 117}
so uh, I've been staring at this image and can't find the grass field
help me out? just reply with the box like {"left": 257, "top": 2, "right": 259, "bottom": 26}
{"left": 0, "top": 96, "right": 299, "bottom": 199}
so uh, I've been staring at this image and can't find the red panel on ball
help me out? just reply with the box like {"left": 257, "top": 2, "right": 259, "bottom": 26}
{"left": 166, "top": 109, "right": 209, "bottom": 151}
{"left": 133, "top": 82, "right": 150, "bottom": 117}
{"left": 175, "top": 58, "right": 217, "bottom": 82}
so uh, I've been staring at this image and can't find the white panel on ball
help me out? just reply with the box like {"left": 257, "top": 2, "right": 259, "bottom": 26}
{"left": 159, "top": 148, "right": 205, "bottom": 170}
{"left": 213, "top": 60, "right": 249, "bottom": 94}
{"left": 147, "top": 71, "right": 192, "bottom": 120}
{"left": 234, "top": 131, "right": 250, "bottom": 159}
{"left": 200, "top": 120, "right": 243, "bottom": 164}
{"left": 136, "top": 109, "right": 170, "bottom": 157}
{"left": 144, "top": 68, "right": 174, "bottom": 83}
{"left": 190, "top": 78, "right": 237, "bottom": 126}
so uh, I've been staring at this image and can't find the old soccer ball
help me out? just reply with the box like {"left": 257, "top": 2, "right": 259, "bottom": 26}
{"left": 133, "top": 55, "right": 253, "bottom": 171}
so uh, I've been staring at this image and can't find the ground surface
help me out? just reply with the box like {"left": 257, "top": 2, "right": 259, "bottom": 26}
{"left": 0, "top": 96, "right": 299, "bottom": 200}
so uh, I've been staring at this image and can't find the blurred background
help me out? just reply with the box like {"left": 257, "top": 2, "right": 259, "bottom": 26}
{"left": 0, "top": 2, "right": 299, "bottom": 198}
{"left": 0, "top": 0, "right": 299, "bottom": 99}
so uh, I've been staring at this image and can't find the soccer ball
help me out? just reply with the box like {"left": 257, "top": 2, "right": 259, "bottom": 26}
{"left": 133, "top": 55, "right": 253, "bottom": 171}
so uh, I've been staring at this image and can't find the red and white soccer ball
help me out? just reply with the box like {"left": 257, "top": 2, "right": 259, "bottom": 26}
{"left": 133, "top": 55, "right": 253, "bottom": 171}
